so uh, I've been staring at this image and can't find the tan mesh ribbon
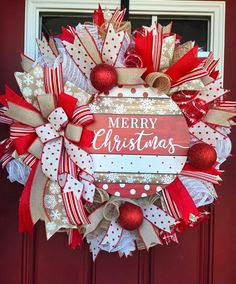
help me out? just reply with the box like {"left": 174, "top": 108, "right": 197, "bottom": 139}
{"left": 99, "top": 21, "right": 131, "bottom": 39}
{"left": 28, "top": 138, "right": 43, "bottom": 159}
{"left": 37, "top": 93, "right": 56, "bottom": 118}
{"left": 5, "top": 102, "right": 44, "bottom": 127}
{"left": 93, "top": 187, "right": 110, "bottom": 204}
{"left": 145, "top": 72, "right": 171, "bottom": 93}
{"left": 203, "top": 108, "right": 235, "bottom": 127}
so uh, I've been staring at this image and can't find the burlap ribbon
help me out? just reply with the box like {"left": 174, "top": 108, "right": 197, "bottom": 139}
{"left": 145, "top": 72, "right": 171, "bottom": 93}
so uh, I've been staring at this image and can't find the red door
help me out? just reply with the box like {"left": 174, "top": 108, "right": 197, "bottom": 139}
{"left": 0, "top": 1, "right": 235, "bottom": 283}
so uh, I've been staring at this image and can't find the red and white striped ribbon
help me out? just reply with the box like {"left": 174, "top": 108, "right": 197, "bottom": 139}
{"left": 111, "top": 8, "right": 126, "bottom": 23}
{"left": 22, "top": 153, "right": 37, "bottom": 168}
{"left": 72, "top": 105, "right": 94, "bottom": 126}
{"left": 0, "top": 139, "right": 14, "bottom": 167}
{"left": 10, "top": 124, "right": 35, "bottom": 139}
{"left": 172, "top": 52, "right": 218, "bottom": 87}
{"left": 0, "top": 107, "right": 13, "bottom": 125}
{"left": 58, "top": 146, "right": 77, "bottom": 178}
{"left": 162, "top": 189, "right": 181, "bottom": 221}
{"left": 179, "top": 170, "right": 221, "bottom": 184}
{"left": 44, "top": 63, "right": 64, "bottom": 97}
{"left": 152, "top": 26, "right": 163, "bottom": 72}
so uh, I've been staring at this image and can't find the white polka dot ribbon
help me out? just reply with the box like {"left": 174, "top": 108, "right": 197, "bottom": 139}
{"left": 100, "top": 219, "right": 123, "bottom": 252}
{"left": 142, "top": 204, "right": 176, "bottom": 233}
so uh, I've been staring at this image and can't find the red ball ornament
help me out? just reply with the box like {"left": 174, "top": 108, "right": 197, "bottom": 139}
{"left": 90, "top": 63, "right": 118, "bottom": 92}
{"left": 117, "top": 202, "right": 144, "bottom": 231}
{"left": 188, "top": 142, "right": 217, "bottom": 170}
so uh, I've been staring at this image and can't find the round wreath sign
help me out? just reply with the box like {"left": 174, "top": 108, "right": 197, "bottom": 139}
{"left": 0, "top": 6, "right": 235, "bottom": 260}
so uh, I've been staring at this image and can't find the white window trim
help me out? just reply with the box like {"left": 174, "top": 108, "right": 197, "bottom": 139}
{"left": 25, "top": 0, "right": 225, "bottom": 74}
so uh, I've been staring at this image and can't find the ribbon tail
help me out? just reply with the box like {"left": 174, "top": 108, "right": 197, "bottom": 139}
{"left": 68, "top": 229, "right": 83, "bottom": 249}
{"left": 18, "top": 161, "right": 38, "bottom": 234}
{"left": 138, "top": 219, "right": 162, "bottom": 250}
{"left": 30, "top": 163, "right": 50, "bottom": 225}
{"left": 100, "top": 219, "right": 123, "bottom": 252}
{"left": 165, "top": 177, "right": 199, "bottom": 224}
{"left": 19, "top": 160, "right": 50, "bottom": 234}
{"left": 116, "top": 68, "right": 146, "bottom": 85}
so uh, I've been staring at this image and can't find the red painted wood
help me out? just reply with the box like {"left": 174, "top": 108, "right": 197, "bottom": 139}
{"left": 0, "top": 1, "right": 235, "bottom": 284}
{"left": 0, "top": 1, "right": 25, "bottom": 284}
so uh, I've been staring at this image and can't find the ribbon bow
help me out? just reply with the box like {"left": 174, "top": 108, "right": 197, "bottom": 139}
{"left": 84, "top": 198, "right": 176, "bottom": 260}
{"left": 1, "top": 86, "right": 95, "bottom": 231}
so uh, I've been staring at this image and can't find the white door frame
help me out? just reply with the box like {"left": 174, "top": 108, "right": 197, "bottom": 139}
{"left": 24, "top": 0, "right": 225, "bottom": 74}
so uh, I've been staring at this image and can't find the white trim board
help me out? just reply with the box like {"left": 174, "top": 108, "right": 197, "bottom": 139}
{"left": 24, "top": 0, "right": 225, "bottom": 75}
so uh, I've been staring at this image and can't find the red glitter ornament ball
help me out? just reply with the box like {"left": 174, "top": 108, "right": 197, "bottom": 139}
{"left": 117, "top": 202, "right": 144, "bottom": 231}
{"left": 188, "top": 142, "right": 217, "bottom": 170}
{"left": 90, "top": 63, "right": 118, "bottom": 92}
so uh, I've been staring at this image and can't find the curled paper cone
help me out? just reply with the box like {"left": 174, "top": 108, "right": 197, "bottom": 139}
{"left": 145, "top": 72, "right": 171, "bottom": 93}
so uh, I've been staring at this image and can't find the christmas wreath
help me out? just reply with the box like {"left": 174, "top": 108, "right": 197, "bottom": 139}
{"left": 0, "top": 6, "right": 235, "bottom": 260}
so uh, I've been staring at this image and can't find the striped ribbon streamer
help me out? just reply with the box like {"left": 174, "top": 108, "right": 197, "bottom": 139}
{"left": 111, "top": 8, "right": 126, "bottom": 23}
{"left": 44, "top": 63, "right": 64, "bottom": 97}
{"left": 22, "top": 153, "right": 37, "bottom": 168}
{"left": 172, "top": 51, "right": 218, "bottom": 87}
{"left": 0, "top": 107, "right": 13, "bottom": 125}
{"left": 162, "top": 189, "right": 181, "bottom": 221}
{"left": 179, "top": 170, "right": 221, "bottom": 184}
{"left": 152, "top": 26, "right": 163, "bottom": 72}
{"left": 10, "top": 124, "right": 35, "bottom": 139}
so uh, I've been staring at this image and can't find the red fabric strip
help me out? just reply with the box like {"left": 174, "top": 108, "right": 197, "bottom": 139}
{"left": 165, "top": 46, "right": 204, "bottom": 85}
{"left": 18, "top": 161, "right": 39, "bottom": 234}
{"left": 13, "top": 133, "right": 37, "bottom": 155}
{"left": 79, "top": 129, "right": 94, "bottom": 147}
{"left": 93, "top": 4, "right": 105, "bottom": 27}
{"left": 58, "top": 92, "right": 77, "bottom": 120}
{"left": 165, "top": 177, "right": 199, "bottom": 224}
{"left": 135, "top": 30, "right": 154, "bottom": 75}
{"left": 69, "top": 229, "right": 83, "bottom": 249}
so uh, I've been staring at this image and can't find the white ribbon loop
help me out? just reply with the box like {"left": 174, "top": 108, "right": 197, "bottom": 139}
{"left": 36, "top": 123, "right": 60, "bottom": 143}
{"left": 48, "top": 107, "right": 68, "bottom": 131}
